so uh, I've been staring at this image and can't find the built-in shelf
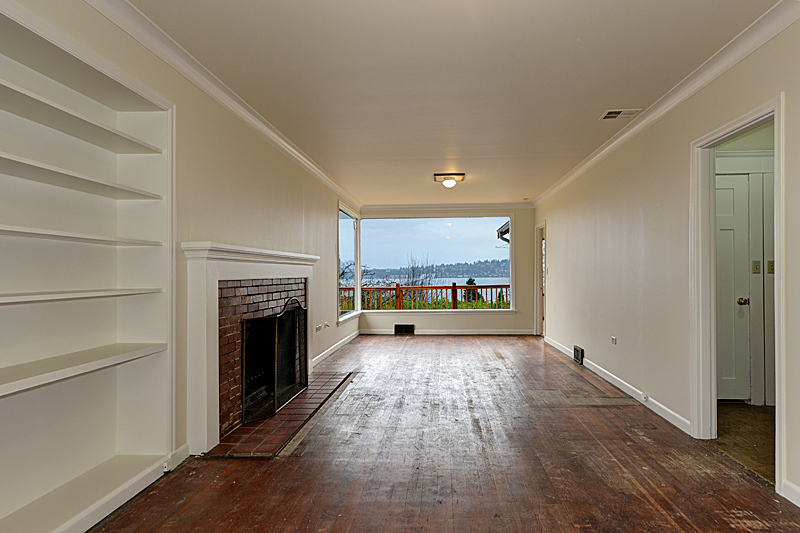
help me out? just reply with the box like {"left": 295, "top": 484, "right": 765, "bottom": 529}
{"left": 0, "top": 288, "right": 162, "bottom": 305}
{"left": 0, "top": 342, "right": 167, "bottom": 398}
{"left": 0, "top": 224, "right": 162, "bottom": 246}
{"left": 0, "top": 79, "right": 162, "bottom": 154}
{"left": 0, "top": 9, "right": 173, "bottom": 530}
{"left": 0, "top": 151, "right": 161, "bottom": 199}
{"left": 0, "top": 15, "right": 162, "bottom": 112}
{"left": 0, "top": 454, "right": 165, "bottom": 533}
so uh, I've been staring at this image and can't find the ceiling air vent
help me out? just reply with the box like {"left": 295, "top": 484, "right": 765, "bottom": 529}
{"left": 600, "top": 108, "right": 641, "bottom": 121}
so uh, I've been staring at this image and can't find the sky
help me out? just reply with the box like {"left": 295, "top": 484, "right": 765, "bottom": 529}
{"left": 350, "top": 216, "right": 509, "bottom": 269}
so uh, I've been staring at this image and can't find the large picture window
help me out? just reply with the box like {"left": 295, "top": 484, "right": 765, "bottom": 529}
{"left": 359, "top": 217, "right": 511, "bottom": 310}
{"left": 338, "top": 208, "right": 357, "bottom": 316}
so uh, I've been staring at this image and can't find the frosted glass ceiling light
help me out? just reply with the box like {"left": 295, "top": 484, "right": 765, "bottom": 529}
{"left": 433, "top": 173, "right": 465, "bottom": 189}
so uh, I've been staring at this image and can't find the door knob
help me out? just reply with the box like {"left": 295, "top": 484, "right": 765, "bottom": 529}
{"left": 737, "top": 297, "right": 750, "bottom": 306}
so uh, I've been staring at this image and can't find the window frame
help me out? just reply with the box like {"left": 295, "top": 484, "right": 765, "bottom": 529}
{"left": 357, "top": 212, "right": 515, "bottom": 312}
{"left": 337, "top": 201, "right": 361, "bottom": 323}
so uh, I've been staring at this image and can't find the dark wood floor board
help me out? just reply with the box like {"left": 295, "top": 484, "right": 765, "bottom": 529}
{"left": 93, "top": 336, "right": 800, "bottom": 532}
{"left": 711, "top": 402, "right": 775, "bottom": 482}
{"left": 278, "top": 453, "right": 358, "bottom": 531}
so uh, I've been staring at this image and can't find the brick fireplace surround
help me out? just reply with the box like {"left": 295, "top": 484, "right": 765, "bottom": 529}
{"left": 183, "top": 242, "right": 319, "bottom": 454}
{"left": 218, "top": 278, "right": 306, "bottom": 438}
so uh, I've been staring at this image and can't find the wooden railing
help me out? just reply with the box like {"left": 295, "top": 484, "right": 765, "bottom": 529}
{"left": 339, "top": 283, "right": 510, "bottom": 311}
{"left": 338, "top": 286, "right": 355, "bottom": 315}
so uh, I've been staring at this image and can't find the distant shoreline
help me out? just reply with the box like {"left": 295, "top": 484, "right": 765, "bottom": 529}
{"left": 356, "top": 276, "right": 510, "bottom": 286}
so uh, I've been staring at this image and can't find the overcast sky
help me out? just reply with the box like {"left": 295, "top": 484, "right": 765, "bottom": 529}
{"left": 347, "top": 217, "right": 509, "bottom": 269}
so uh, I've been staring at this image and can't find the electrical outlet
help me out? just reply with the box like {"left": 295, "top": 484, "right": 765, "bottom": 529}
{"left": 611, "top": 336, "right": 617, "bottom": 345}
{"left": 768, "top": 260, "right": 775, "bottom": 274}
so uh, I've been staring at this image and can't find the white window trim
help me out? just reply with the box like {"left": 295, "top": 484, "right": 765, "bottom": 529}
{"left": 358, "top": 212, "right": 515, "bottom": 311}
{"left": 337, "top": 201, "right": 360, "bottom": 322}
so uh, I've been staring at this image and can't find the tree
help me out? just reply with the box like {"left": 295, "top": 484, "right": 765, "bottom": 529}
{"left": 339, "top": 259, "right": 354, "bottom": 283}
{"left": 401, "top": 254, "right": 436, "bottom": 286}
{"left": 464, "top": 277, "right": 481, "bottom": 302}
{"left": 340, "top": 260, "right": 375, "bottom": 284}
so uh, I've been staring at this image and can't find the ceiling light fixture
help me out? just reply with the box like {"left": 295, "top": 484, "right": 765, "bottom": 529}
{"left": 433, "top": 173, "right": 465, "bottom": 188}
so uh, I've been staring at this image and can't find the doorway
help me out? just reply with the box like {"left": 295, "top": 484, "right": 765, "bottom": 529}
{"left": 714, "top": 127, "right": 775, "bottom": 481}
{"left": 690, "top": 95, "right": 784, "bottom": 492}
{"left": 535, "top": 223, "right": 546, "bottom": 336}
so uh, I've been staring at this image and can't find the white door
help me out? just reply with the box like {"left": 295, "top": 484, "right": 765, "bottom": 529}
{"left": 716, "top": 174, "right": 750, "bottom": 399}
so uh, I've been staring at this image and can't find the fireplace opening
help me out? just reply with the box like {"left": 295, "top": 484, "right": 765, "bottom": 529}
{"left": 242, "top": 298, "right": 308, "bottom": 424}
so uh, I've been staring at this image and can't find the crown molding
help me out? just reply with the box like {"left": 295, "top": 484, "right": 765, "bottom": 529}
{"left": 84, "top": 0, "right": 362, "bottom": 210}
{"left": 533, "top": 0, "right": 800, "bottom": 208}
{"left": 360, "top": 202, "right": 533, "bottom": 217}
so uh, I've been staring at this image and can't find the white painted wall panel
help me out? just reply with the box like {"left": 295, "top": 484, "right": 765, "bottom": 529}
{"left": 535, "top": 17, "right": 800, "bottom": 497}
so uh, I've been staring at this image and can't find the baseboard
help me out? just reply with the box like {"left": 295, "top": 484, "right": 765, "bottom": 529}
{"left": 165, "top": 443, "right": 191, "bottom": 472}
{"left": 359, "top": 329, "right": 536, "bottom": 335}
{"left": 65, "top": 456, "right": 165, "bottom": 533}
{"left": 780, "top": 479, "right": 800, "bottom": 508}
{"left": 583, "top": 359, "right": 692, "bottom": 435}
{"left": 544, "top": 336, "right": 572, "bottom": 357}
{"left": 312, "top": 331, "right": 359, "bottom": 365}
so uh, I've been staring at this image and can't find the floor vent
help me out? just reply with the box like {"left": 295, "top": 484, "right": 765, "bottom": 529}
{"left": 573, "top": 345, "right": 584, "bottom": 365}
{"left": 394, "top": 324, "right": 415, "bottom": 335}
{"left": 600, "top": 108, "right": 641, "bottom": 120}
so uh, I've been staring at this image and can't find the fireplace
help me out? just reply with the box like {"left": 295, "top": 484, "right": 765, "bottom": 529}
{"left": 218, "top": 277, "right": 308, "bottom": 437}
{"left": 242, "top": 298, "right": 308, "bottom": 423}
{"left": 183, "top": 242, "right": 319, "bottom": 454}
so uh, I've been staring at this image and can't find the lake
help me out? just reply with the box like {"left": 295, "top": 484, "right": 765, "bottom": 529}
{"left": 369, "top": 277, "right": 510, "bottom": 286}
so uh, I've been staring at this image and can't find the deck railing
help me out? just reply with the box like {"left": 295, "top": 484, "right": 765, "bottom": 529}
{"left": 339, "top": 283, "right": 510, "bottom": 311}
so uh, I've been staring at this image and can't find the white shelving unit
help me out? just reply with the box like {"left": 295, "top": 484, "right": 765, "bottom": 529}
{"left": 0, "top": 79, "right": 162, "bottom": 154}
{"left": 0, "top": 223, "right": 163, "bottom": 246}
{"left": 0, "top": 7, "right": 174, "bottom": 533}
{"left": 0, "top": 150, "right": 162, "bottom": 199}
{"left": 0, "top": 342, "right": 167, "bottom": 398}
{"left": 0, "top": 288, "right": 163, "bottom": 305}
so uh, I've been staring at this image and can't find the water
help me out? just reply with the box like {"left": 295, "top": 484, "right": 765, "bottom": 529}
{"left": 434, "top": 277, "right": 510, "bottom": 286}
{"left": 360, "top": 276, "right": 510, "bottom": 286}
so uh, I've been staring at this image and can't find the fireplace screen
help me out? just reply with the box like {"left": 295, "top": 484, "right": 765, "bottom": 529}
{"left": 242, "top": 298, "right": 308, "bottom": 423}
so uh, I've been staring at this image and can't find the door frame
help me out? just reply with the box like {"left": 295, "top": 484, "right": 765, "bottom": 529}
{"left": 534, "top": 222, "right": 546, "bottom": 336}
{"left": 689, "top": 95, "right": 784, "bottom": 486}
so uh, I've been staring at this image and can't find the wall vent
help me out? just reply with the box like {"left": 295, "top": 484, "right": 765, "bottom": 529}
{"left": 394, "top": 324, "right": 415, "bottom": 335}
{"left": 573, "top": 345, "right": 584, "bottom": 365}
{"left": 600, "top": 108, "right": 641, "bottom": 120}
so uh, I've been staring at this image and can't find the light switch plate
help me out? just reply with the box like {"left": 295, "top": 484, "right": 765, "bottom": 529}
{"left": 752, "top": 260, "right": 761, "bottom": 274}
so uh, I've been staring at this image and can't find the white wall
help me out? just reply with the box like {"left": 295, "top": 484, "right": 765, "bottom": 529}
{"left": 535, "top": 19, "right": 800, "bottom": 500}
{"left": 13, "top": 0, "right": 358, "bottom": 449}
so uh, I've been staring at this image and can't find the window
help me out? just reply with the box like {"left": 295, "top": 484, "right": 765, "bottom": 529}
{"left": 360, "top": 217, "right": 511, "bottom": 310}
{"left": 338, "top": 208, "right": 357, "bottom": 316}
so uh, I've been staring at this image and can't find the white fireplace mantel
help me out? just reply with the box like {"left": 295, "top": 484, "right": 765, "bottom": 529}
{"left": 182, "top": 242, "right": 319, "bottom": 453}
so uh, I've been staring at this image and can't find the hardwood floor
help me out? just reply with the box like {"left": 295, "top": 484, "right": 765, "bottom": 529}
{"left": 92, "top": 335, "right": 800, "bottom": 532}
{"left": 712, "top": 402, "right": 776, "bottom": 483}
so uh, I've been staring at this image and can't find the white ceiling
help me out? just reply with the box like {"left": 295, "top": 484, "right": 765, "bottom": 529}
{"left": 129, "top": 0, "right": 778, "bottom": 206}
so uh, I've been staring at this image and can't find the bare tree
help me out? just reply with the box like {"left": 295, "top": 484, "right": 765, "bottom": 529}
{"left": 339, "top": 259, "right": 354, "bottom": 284}
{"left": 401, "top": 254, "right": 436, "bottom": 286}
{"left": 340, "top": 260, "right": 376, "bottom": 285}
